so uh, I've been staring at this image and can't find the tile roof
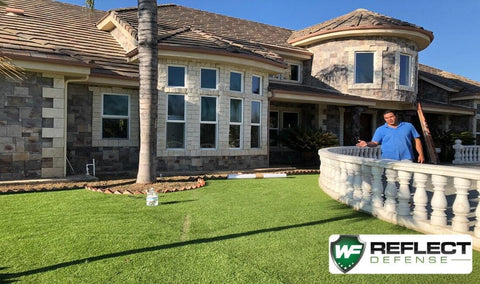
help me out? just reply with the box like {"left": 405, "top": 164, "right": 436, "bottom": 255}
{"left": 289, "top": 8, "right": 434, "bottom": 46}
{"left": 419, "top": 64, "right": 480, "bottom": 96}
{"left": 114, "top": 4, "right": 296, "bottom": 49}
{"left": 0, "top": 0, "right": 138, "bottom": 78}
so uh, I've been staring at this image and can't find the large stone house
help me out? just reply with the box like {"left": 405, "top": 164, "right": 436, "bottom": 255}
{"left": 1, "top": 0, "right": 480, "bottom": 180}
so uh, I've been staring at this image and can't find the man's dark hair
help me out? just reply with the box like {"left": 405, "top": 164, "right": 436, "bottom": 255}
{"left": 383, "top": 110, "right": 396, "bottom": 116}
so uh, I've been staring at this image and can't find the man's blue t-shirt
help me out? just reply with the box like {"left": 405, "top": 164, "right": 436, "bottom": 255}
{"left": 372, "top": 122, "right": 420, "bottom": 160}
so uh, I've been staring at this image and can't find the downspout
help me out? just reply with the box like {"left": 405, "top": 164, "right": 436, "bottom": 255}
{"left": 64, "top": 75, "right": 89, "bottom": 177}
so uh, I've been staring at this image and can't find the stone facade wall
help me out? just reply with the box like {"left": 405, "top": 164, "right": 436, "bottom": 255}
{"left": 0, "top": 72, "right": 53, "bottom": 180}
{"left": 66, "top": 83, "right": 140, "bottom": 176}
{"left": 156, "top": 58, "right": 269, "bottom": 165}
{"left": 157, "top": 155, "right": 268, "bottom": 173}
{"left": 418, "top": 80, "right": 449, "bottom": 103}
{"left": 306, "top": 37, "right": 418, "bottom": 102}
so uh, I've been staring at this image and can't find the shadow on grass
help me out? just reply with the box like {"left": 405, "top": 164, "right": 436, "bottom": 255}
{"left": 0, "top": 213, "right": 367, "bottom": 281}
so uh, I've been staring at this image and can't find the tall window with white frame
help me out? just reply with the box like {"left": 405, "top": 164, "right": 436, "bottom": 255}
{"left": 102, "top": 94, "right": 129, "bottom": 139}
{"left": 252, "top": 75, "right": 262, "bottom": 95}
{"left": 200, "top": 96, "right": 217, "bottom": 149}
{"left": 229, "top": 98, "right": 243, "bottom": 148}
{"left": 399, "top": 54, "right": 411, "bottom": 86}
{"left": 251, "top": 101, "right": 261, "bottom": 148}
{"left": 290, "top": 64, "right": 300, "bottom": 82}
{"left": 167, "top": 65, "right": 186, "bottom": 87}
{"left": 230, "top": 71, "right": 243, "bottom": 92}
{"left": 166, "top": 94, "right": 185, "bottom": 149}
{"left": 201, "top": 68, "right": 217, "bottom": 89}
{"left": 355, "top": 52, "right": 374, "bottom": 84}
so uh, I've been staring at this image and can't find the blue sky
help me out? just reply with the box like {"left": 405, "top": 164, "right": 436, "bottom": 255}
{"left": 61, "top": 0, "right": 480, "bottom": 82}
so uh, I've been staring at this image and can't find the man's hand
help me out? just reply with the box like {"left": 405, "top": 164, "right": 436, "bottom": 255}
{"left": 356, "top": 140, "right": 367, "bottom": 147}
{"left": 417, "top": 154, "right": 425, "bottom": 164}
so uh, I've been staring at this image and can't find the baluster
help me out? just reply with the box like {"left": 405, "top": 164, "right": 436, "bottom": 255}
{"left": 430, "top": 175, "right": 448, "bottom": 227}
{"left": 452, "top": 177, "right": 471, "bottom": 233}
{"left": 371, "top": 166, "right": 384, "bottom": 214}
{"left": 413, "top": 172, "right": 429, "bottom": 221}
{"left": 353, "top": 163, "right": 363, "bottom": 203}
{"left": 361, "top": 164, "right": 372, "bottom": 210}
{"left": 474, "top": 180, "right": 480, "bottom": 238}
{"left": 384, "top": 168, "right": 398, "bottom": 215}
{"left": 345, "top": 163, "right": 355, "bottom": 203}
{"left": 339, "top": 161, "right": 348, "bottom": 197}
{"left": 397, "top": 171, "right": 413, "bottom": 216}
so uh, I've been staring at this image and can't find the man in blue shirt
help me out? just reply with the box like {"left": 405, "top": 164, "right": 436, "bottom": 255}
{"left": 356, "top": 110, "right": 425, "bottom": 163}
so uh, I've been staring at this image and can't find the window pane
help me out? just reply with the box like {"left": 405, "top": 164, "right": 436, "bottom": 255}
{"left": 229, "top": 125, "right": 241, "bottom": 148}
{"left": 103, "top": 118, "right": 128, "bottom": 138}
{"left": 168, "top": 66, "right": 185, "bottom": 87}
{"left": 251, "top": 125, "right": 260, "bottom": 148}
{"left": 355, "top": 53, "right": 374, "bottom": 83}
{"left": 166, "top": 122, "right": 185, "bottom": 148}
{"left": 290, "top": 65, "right": 299, "bottom": 81}
{"left": 200, "top": 124, "right": 216, "bottom": 148}
{"left": 103, "top": 95, "right": 128, "bottom": 116}
{"left": 251, "top": 101, "right": 261, "bottom": 124}
{"left": 230, "top": 99, "right": 242, "bottom": 123}
{"left": 252, "top": 76, "right": 261, "bottom": 95}
{"left": 230, "top": 72, "right": 242, "bottom": 92}
{"left": 283, "top": 113, "right": 298, "bottom": 128}
{"left": 201, "top": 97, "right": 217, "bottom": 122}
{"left": 168, "top": 95, "right": 185, "bottom": 121}
{"left": 201, "top": 69, "right": 217, "bottom": 89}
{"left": 400, "top": 54, "right": 410, "bottom": 86}
{"left": 269, "top": 111, "right": 279, "bottom": 128}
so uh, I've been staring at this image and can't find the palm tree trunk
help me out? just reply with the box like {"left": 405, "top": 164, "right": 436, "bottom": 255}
{"left": 136, "top": 0, "right": 158, "bottom": 184}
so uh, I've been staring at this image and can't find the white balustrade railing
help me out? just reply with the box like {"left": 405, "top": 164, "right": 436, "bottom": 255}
{"left": 318, "top": 146, "right": 480, "bottom": 250}
{"left": 453, "top": 139, "right": 480, "bottom": 164}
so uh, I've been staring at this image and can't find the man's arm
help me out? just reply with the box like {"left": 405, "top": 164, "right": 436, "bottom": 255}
{"left": 415, "top": 138, "right": 425, "bottom": 163}
{"left": 356, "top": 140, "right": 379, "bottom": 148}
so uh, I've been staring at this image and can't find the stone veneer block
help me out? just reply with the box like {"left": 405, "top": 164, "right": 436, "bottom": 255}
{"left": 42, "top": 128, "right": 64, "bottom": 138}
{"left": 42, "top": 87, "right": 64, "bottom": 98}
{"left": 42, "top": 147, "right": 64, "bottom": 158}
{"left": 41, "top": 167, "right": 64, "bottom": 178}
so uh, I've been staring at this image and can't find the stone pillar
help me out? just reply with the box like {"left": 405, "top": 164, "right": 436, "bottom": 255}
{"left": 41, "top": 75, "right": 66, "bottom": 178}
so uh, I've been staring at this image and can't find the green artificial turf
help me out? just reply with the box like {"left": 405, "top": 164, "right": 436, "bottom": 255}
{"left": 0, "top": 174, "right": 479, "bottom": 283}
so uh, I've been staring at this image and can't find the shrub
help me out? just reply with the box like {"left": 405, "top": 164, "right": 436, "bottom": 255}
{"left": 432, "top": 130, "right": 475, "bottom": 162}
{"left": 278, "top": 128, "right": 339, "bottom": 153}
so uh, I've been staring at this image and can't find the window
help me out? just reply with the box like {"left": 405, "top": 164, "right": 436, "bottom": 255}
{"left": 269, "top": 111, "right": 279, "bottom": 146}
{"left": 355, "top": 52, "right": 374, "bottom": 83}
{"left": 251, "top": 101, "right": 261, "bottom": 148}
{"left": 167, "top": 66, "right": 185, "bottom": 87}
{"left": 200, "top": 96, "right": 217, "bottom": 149}
{"left": 399, "top": 54, "right": 411, "bottom": 86}
{"left": 252, "top": 75, "right": 262, "bottom": 95}
{"left": 166, "top": 94, "right": 185, "bottom": 149}
{"left": 230, "top": 71, "right": 243, "bottom": 92}
{"left": 201, "top": 68, "right": 217, "bottom": 89}
{"left": 102, "top": 94, "right": 129, "bottom": 139}
{"left": 290, "top": 64, "right": 300, "bottom": 81}
{"left": 229, "top": 98, "right": 243, "bottom": 148}
{"left": 283, "top": 112, "right": 298, "bottom": 129}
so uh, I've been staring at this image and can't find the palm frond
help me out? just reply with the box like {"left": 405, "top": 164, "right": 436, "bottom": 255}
{"left": 85, "top": 0, "right": 94, "bottom": 9}
{"left": 0, "top": 56, "right": 26, "bottom": 81}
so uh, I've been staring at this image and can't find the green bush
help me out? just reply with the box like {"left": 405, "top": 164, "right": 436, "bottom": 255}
{"left": 278, "top": 128, "right": 339, "bottom": 153}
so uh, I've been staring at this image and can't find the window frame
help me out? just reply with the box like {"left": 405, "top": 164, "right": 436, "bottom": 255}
{"left": 167, "top": 65, "right": 186, "bottom": 87}
{"left": 101, "top": 93, "right": 130, "bottom": 140}
{"left": 399, "top": 53, "right": 412, "bottom": 87}
{"left": 252, "top": 75, "right": 262, "bottom": 95}
{"left": 289, "top": 64, "right": 301, "bottom": 82}
{"left": 200, "top": 67, "right": 218, "bottom": 90}
{"left": 354, "top": 52, "right": 374, "bottom": 84}
{"left": 251, "top": 100, "right": 261, "bottom": 149}
{"left": 229, "top": 98, "right": 243, "bottom": 149}
{"left": 166, "top": 94, "right": 186, "bottom": 149}
{"left": 229, "top": 71, "right": 244, "bottom": 92}
{"left": 282, "top": 111, "right": 299, "bottom": 129}
{"left": 200, "top": 96, "right": 218, "bottom": 150}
